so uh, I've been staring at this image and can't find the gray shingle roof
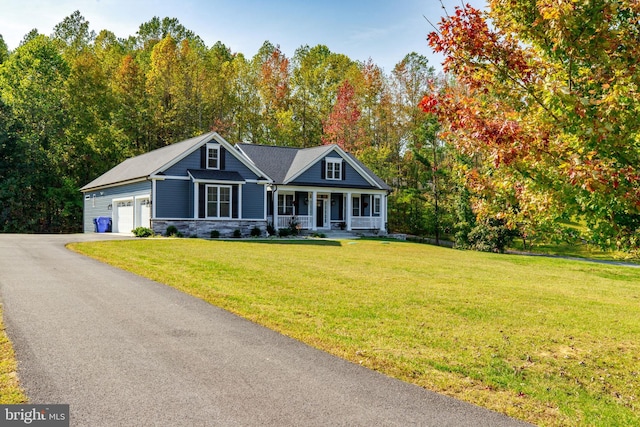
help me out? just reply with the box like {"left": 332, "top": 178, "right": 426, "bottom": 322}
{"left": 81, "top": 133, "right": 216, "bottom": 191}
{"left": 238, "top": 143, "right": 391, "bottom": 190}
{"left": 81, "top": 132, "right": 390, "bottom": 193}
{"left": 187, "top": 169, "right": 245, "bottom": 182}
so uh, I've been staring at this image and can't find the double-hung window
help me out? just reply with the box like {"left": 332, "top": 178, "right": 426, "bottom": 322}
{"left": 373, "top": 195, "right": 381, "bottom": 216}
{"left": 207, "top": 185, "right": 231, "bottom": 218}
{"left": 278, "top": 194, "right": 294, "bottom": 215}
{"left": 352, "top": 196, "right": 361, "bottom": 217}
{"left": 207, "top": 144, "right": 220, "bottom": 170}
{"left": 325, "top": 159, "right": 342, "bottom": 180}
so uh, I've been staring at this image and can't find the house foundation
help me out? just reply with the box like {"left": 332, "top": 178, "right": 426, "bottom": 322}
{"left": 152, "top": 219, "right": 268, "bottom": 238}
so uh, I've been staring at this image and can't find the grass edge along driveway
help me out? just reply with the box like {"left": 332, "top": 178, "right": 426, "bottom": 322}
{"left": 0, "top": 304, "right": 27, "bottom": 404}
{"left": 69, "top": 238, "right": 640, "bottom": 427}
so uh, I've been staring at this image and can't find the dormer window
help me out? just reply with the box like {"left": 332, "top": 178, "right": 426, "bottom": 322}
{"left": 325, "top": 158, "right": 342, "bottom": 180}
{"left": 207, "top": 144, "right": 220, "bottom": 170}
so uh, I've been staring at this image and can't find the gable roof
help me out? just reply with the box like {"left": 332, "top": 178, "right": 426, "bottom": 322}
{"left": 236, "top": 144, "right": 334, "bottom": 184}
{"left": 237, "top": 143, "right": 391, "bottom": 191}
{"left": 81, "top": 132, "right": 269, "bottom": 192}
{"left": 81, "top": 133, "right": 214, "bottom": 191}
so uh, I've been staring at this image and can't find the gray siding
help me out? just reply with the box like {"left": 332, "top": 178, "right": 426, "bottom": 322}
{"left": 292, "top": 155, "right": 372, "bottom": 188}
{"left": 156, "top": 179, "right": 191, "bottom": 218}
{"left": 225, "top": 152, "right": 260, "bottom": 180}
{"left": 242, "top": 183, "right": 265, "bottom": 219}
{"left": 164, "top": 149, "right": 200, "bottom": 176}
{"left": 82, "top": 181, "right": 151, "bottom": 232}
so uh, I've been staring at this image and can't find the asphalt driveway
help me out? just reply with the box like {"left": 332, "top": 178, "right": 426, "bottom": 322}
{"left": 0, "top": 234, "right": 531, "bottom": 426}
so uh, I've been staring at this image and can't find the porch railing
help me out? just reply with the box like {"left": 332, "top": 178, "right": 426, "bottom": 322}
{"left": 276, "top": 215, "right": 382, "bottom": 230}
{"left": 277, "top": 215, "right": 312, "bottom": 230}
{"left": 351, "top": 217, "right": 382, "bottom": 230}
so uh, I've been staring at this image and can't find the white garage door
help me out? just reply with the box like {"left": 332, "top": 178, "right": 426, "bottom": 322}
{"left": 115, "top": 200, "right": 134, "bottom": 233}
{"left": 137, "top": 198, "right": 151, "bottom": 228}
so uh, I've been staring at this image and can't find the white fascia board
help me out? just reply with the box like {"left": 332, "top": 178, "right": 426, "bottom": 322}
{"left": 283, "top": 145, "right": 381, "bottom": 189}
{"left": 150, "top": 132, "right": 215, "bottom": 176}
{"left": 330, "top": 146, "right": 381, "bottom": 188}
{"left": 80, "top": 177, "right": 149, "bottom": 193}
{"left": 275, "top": 184, "right": 387, "bottom": 195}
{"left": 191, "top": 179, "right": 246, "bottom": 185}
{"left": 211, "top": 135, "right": 272, "bottom": 180}
{"left": 282, "top": 145, "right": 334, "bottom": 184}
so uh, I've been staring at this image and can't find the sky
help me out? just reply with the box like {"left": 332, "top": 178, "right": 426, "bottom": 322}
{"left": 0, "top": 0, "right": 486, "bottom": 73}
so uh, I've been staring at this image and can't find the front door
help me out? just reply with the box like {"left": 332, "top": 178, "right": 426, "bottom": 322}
{"left": 316, "top": 200, "right": 324, "bottom": 228}
{"left": 316, "top": 199, "right": 329, "bottom": 229}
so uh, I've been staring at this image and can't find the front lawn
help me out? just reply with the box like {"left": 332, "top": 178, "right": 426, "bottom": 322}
{"left": 69, "top": 238, "right": 640, "bottom": 426}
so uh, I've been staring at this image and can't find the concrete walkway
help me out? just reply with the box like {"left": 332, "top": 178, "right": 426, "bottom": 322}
{"left": 0, "top": 234, "right": 531, "bottom": 426}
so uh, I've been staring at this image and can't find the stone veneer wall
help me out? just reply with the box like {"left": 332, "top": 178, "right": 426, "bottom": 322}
{"left": 152, "top": 220, "right": 268, "bottom": 238}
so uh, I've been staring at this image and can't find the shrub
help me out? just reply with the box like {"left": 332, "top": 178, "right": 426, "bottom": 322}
{"left": 288, "top": 218, "right": 300, "bottom": 236}
{"left": 132, "top": 227, "right": 154, "bottom": 238}
{"left": 250, "top": 226, "right": 261, "bottom": 237}
{"left": 165, "top": 225, "right": 180, "bottom": 237}
{"left": 467, "top": 218, "right": 518, "bottom": 253}
{"left": 210, "top": 230, "right": 220, "bottom": 238}
{"left": 233, "top": 229, "right": 242, "bottom": 238}
{"left": 266, "top": 223, "right": 276, "bottom": 236}
{"left": 278, "top": 228, "right": 291, "bottom": 237}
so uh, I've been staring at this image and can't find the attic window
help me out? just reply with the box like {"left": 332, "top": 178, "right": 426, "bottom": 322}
{"left": 325, "top": 158, "right": 342, "bottom": 180}
{"left": 207, "top": 144, "right": 220, "bottom": 170}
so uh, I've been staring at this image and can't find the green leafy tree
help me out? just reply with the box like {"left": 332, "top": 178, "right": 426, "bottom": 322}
{"left": 291, "top": 45, "right": 356, "bottom": 147}
{"left": 0, "top": 35, "right": 8, "bottom": 64}
{"left": 426, "top": 2, "right": 640, "bottom": 251}
{"left": 0, "top": 34, "right": 77, "bottom": 231}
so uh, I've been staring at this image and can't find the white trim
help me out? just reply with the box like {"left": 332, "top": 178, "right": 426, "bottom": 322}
{"left": 81, "top": 177, "right": 148, "bottom": 193}
{"left": 193, "top": 181, "right": 199, "bottom": 219}
{"left": 206, "top": 143, "right": 221, "bottom": 170}
{"left": 152, "top": 180, "right": 157, "bottom": 219}
{"left": 150, "top": 133, "right": 272, "bottom": 183}
{"left": 282, "top": 145, "right": 381, "bottom": 189}
{"left": 151, "top": 175, "right": 187, "bottom": 181}
{"left": 134, "top": 195, "right": 152, "bottom": 228}
{"left": 191, "top": 179, "right": 245, "bottom": 185}
{"left": 283, "top": 146, "right": 334, "bottom": 183}
{"left": 153, "top": 218, "right": 266, "bottom": 222}
{"left": 112, "top": 196, "right": 134, "bottom": 233}
{"left": 325, "top": 158, "right": 343, "bottom": 180}
{"left": 273, "top": 184, "right": 387, "bottom": 195}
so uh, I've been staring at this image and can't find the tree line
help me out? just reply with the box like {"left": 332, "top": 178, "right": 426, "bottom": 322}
{"left": 2, "top": 4, "right": 638, "bottom": 254}
{"left": 0, "top": 12, "right": 459, "bottom": 238}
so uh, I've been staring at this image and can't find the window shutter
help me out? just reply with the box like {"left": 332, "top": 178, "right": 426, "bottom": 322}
{"left": 200, "top": 146, "right": 207, "bottom": 169}
{"left": 232, "top": 185, "right": 239, "bottom": 218}
{"left": 321, "top": 159, "right": 326, "bottom": 179}
{"left": 342, "top": 161, "right": 346, "bottom": 180}
{"left": 220, "top": 148, "right": 226, "bottom": 170}
{"left": 198, "top": 184, "right": 206, "bottom": 218}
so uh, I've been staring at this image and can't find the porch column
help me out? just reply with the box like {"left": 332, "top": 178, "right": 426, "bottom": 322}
{"left": 346, "top": 191, "right": 352, "bottom": 231}
{"left": 273, "top": 188, "right": 279, "bottom": 230}
{"left": 311, "top": 190, "right": 317, "bottom": 231}
{"left": 193, "top": 182, "right": 199, "bottom": 218}
{"left": 381, "top": 193, "right": 387, "bottom": 232}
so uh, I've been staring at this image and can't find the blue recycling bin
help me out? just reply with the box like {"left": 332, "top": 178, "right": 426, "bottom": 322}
{"left": 94, "top": 217, "right": 112, "bottom": 233}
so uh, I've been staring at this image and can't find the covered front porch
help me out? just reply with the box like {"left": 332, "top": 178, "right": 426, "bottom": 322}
{"left": 267, "top": 187, "right": 387, "bottom": 232}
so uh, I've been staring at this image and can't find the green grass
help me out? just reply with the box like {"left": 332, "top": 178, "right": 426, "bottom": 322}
{"left": 68, "top": 238, "right": 640, "bottom": 426}
{"left": 0, "top": 305, "right": 27, "bottom": 404}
